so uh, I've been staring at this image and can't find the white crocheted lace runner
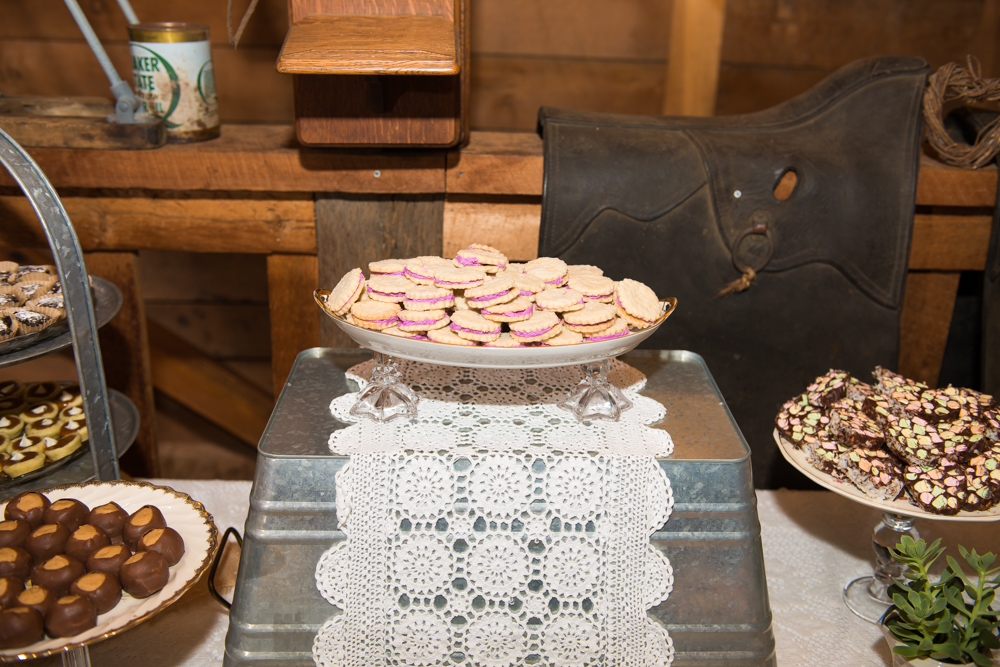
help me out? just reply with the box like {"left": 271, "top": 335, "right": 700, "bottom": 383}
{"left": 313, "top": 359, "right": 676, "bottom": 667}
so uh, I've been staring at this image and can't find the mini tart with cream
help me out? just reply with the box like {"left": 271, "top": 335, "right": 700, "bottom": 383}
{"left": 403, "top": 285, "right": 455, "bottom": 312}
{"left": 397, "top": 309, "right": 450, "bottom": 332}
{"left": 349, "top": 301, "right": 401, "bottom": 331}
{"left": 10, "top": 436, "right": 47, "bottom": 455}
{"left": 0, "top": 398, "right": 27, "bottom": 418}
{"left": 366, "top": 275, "right": 413, "bottom": 303}
{"left": 449, "top": 311, "right": 502, "bottom": 343}
{"left": 0, "top": 381, "right": 23, "bottom": 401}
{"left": 25, "top": 417, "right": 62, "bottom": 439}
{"left": 480, "top": 296, "right": 534, "bottom": 323}
{"left": 24, "top": 382, "right": 61, "bottom": 403}
{"left": 509, "top": 311, "right": 562, "bottom": 344}
{"left": 43, "top": 434, "right": 82, "bottom": 462}
{"left": 20, "top": 402, "right": 58, "bottom": 424}
{"left": 463, "top": 276, "right": 517, "bottom": 309}
{"left": 321, "top": 268, "right": 365, "bottom": 316}
{"left": 3, "top": 451, "right": 45, "bottom": 477}
{"left": 614, "top": 279, "right": 661, "bottom": 329}
{"left": 0, "top": 415, "right": 23, "bottom": 439}
{"left": 51, "top": 384, "right": 82, "bottom": 410}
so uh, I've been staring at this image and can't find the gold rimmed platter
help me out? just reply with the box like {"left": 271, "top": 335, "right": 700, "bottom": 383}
{"left": 0, "top": 480, "right": 218, "bottom": 660}
{"left": 315, "top": 292, "right": 677, "bottom": 369}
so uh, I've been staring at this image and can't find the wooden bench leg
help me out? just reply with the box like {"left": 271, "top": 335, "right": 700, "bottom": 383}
{"left": 898, "top": 270, "right": 961, "bottom": 386}
{"left": 84, "top": 251, "right": 159, "bottom": 477}
{"left": 268, "top": 254, "right": 321, "bottom": 397}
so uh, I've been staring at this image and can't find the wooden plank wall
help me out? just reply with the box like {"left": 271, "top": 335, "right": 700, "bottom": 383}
{"left": 1, "top": 1, "right": 996, "bottom": 128}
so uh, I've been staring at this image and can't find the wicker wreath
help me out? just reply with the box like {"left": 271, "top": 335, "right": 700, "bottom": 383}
{"left": 923, "top": 57, "right": 1000, "bottom": 170}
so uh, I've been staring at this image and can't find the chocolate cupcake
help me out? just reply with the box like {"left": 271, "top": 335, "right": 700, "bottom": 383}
{"left": 25, "top": 523, "right": 70, "bottom": 565}
{"left": 4, "top": 492, "right": 49, "bottom": 528}
{"left": 45, "top": 595, "right": 96, "bottom": 638}
{"left": 70, "top": 572, "right": 121, "bottom": 614}
{"left": 0, "top": 520, "right": 30, "bottom": 550}
{"left": 123, "top": 506, "right": 166, "bottom": 551}
{"left": 31, "top": 555, "right": 85, "bottom": 597}
{"left": 64, "top": 525, "right": 110, "bottom": 563}
{"left": 119, "top": 551, "right": 168, "bottom": 598}
{"left": 0, "top": 547, "right": 31, "bottom": 580}
{"left": 137, "top": 527, "right": 184, "bottom": 566}
{"left": 43, "top": 499, "right": 89, "bottom": 532}
{"left": 87, "top": 503, "right": 127, "bottom": 544}
{"left": 0, "top": 577, "right": 24, "bottom": 608}
{"left": 0, "top": 606, "right": 44, "bottom": 648}
{"left": 16, "top": 586, "right": 54, "bottom": 619}
{"left": 86, "top": 544, "right": 131, "bottom": 579}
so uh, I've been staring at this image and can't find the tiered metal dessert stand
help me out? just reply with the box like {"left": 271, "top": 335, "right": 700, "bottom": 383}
{"left": 0, "top": 128, "right": 140, "bottom": 664}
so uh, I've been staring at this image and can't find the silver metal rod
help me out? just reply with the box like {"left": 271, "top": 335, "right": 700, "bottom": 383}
{"left": 115, "top": 0, "right": 140, "bottom": 24}
{"left": 62, "top": 0, "right": 125, "bottom": 88}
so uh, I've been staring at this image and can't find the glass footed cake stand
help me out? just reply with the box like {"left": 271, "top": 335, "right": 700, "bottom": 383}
{"left": 774, "top": 430, "right": 1000, "bottom": 622}
{"left": 314, "top": 291, "right": 677, "bottom": 423}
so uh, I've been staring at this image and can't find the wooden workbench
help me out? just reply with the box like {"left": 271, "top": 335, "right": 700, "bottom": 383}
{"left": 0, "top": 124, "right": 994, "bottom": 472}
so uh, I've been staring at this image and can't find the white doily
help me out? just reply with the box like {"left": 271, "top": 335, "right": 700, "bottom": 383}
{"left": 327, "top": 359, "right": 674, "bottom": 458}
{"left": 315, "top": 360, "right": 676, "bottom": 667}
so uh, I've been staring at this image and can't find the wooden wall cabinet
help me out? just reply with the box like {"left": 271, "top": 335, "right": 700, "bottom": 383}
{"left": 278, "top": 0, "right": 469, "bottom": 147}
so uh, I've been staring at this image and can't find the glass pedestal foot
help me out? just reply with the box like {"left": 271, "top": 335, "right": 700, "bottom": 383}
{"left": 558, "top": 360, "right": 633, "bottom": 422}
{"left": 843, "top": 512, "right": 919, "bottom": 623}
{"left": 349, "top": 352, "right": 419, "bottom": 423}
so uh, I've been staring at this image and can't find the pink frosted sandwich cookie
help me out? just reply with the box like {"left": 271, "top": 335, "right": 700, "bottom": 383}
{"left": 534, "top": 288, "right": 586, "bottom": 313}
{"left": 404, "top": 285, "right": 455, "bottom": 311}
{"left": 433, "top": 267, "right": 486, "bottom": 290}
{"left": 454, "top": 247, "right": 507, "bottom": 273}
{"left": 563, "top": 302, "right": 619, "bottom": 334}
{"left": 381, "top": 326, "right": 428, "bottom": 340}
{"left": 366, "top": 275, "right": 413, "bottom": 303}
{"left": 397, "top": 309, "right": 450, "bottom": 332}
{"left": 427, "top": 327, "right": 478, "bottom": 346}
{"left": 348, "top": 301, "right": 401, "bottom": 330}
{"left": 545, "top": 329, "right": 584, "bottom": 346}
{"left": 509, "top": 311, "right": 562, "bottom": 344}
{"left": 509, "top": 272, "right": 545, "bottom": 301}
{"left": 463, "top": 276, "right": 517, "bottom": 309}
{"left": 483, "top": 333, "right": 523, "bottom": 348}
{"left": 320, "top": 268, "right": 365, "bottom": 316}
{"left": 449, "top": 311, "right": 502, "bottom": 343}
{"left": 368, "top": 259, "right": 407, "bottom": 277}
{"left": 480, "top": 296, "right": 533, "bottom": 323}
{"left": 524, "top": 257, "right": 568, "bottom": 289}
{"left": 584, "top": 317, "right": 630, "bottom": 342}
{"left": 614, "top": 279, "right": 661, "bottom": 329}
{"left": 568, "top": 275, "right": 616, "bottom": 303}
{"left": 567, "top": 264, "right": 603, "bottom": 277}
{"left": 403, "top": 258, "right": 447, "bottom": 286}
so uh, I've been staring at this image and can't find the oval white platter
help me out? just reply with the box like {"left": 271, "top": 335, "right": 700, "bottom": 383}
{"left": 314, "top": 293, "right": 677, "bottom": 369}
{"left": 0, "top": 480, "right": 218, "bottom": 660}
{"left": 774, "top": 429, "right": 1000, "bottom": 522}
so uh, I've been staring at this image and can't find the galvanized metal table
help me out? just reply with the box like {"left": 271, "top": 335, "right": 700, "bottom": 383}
{"left": 224, "top": 348, "right": 776, "bottom": 667}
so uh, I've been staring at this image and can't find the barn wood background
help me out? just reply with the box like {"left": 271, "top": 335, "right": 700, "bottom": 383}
{"left": 0, "top": 0, "right": 997, "bottom": 474}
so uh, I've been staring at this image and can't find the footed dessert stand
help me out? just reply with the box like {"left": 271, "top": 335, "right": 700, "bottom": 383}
{"left": 775, "top": 432, "right": 1000, "bottom": 623}
{"left": 314, "top": 291, "right": 676, "bottom": 423}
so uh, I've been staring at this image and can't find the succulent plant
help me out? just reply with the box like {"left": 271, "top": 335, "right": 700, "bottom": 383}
{"left": 885, "top": 536, "right": 1000, "bottom": 666}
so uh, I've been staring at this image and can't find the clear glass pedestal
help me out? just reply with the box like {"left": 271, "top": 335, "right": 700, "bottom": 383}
{"left": 558, "top": 359, "right": 633, "bottom": 422}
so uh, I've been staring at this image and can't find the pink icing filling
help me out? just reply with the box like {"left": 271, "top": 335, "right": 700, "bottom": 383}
{"left": 513, "top": 324, "right": 556, "bottom": 338}
{"left": 546, "top": 277, "right": 564, "bottom": 285}
{"left": 373, "top": 270, "right": 405, "bottom": 276}
{"left": 455, "top": 256, "right": 482, "bottom": 267}
{"left": 405, "top": 268, "right": 434, "bottom": 281}
{"left": 615, "top": 295, "right": 655, "bottom": 324}
{"left": 583, "top": 293, "right": 613, "bottom": 300}
{"left": 400, "top": 317, "right": 441, "bottom": 326}
{"left": 468, "top": 290, "right": 512, "bottom": 302}
{"left": 438, "top": 280, "right": 481, "bottom": 287}
{"left": 405, "top": 296, "right": 453, "bottom": 304}
{"left": 368, "top": 287, "right": 406, "bottom": 298}
{"left": 488, "top": 306, "right": 533, "bottom": 318}
{"left": 519, "top": 290, "right": 536, "bottom": 296}
{"left": 364, "top": 317, "right": 399, "bottom": 326}
{"left": 587, "top": 327, "right": 629, "bottom": 342}
{"left": 450, "top": 323, "right": 501, "bottom": 335}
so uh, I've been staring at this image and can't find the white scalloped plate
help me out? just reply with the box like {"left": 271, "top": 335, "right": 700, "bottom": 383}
{"left": 315, "top": 293, "right": 677, "bottom": 369}
{"left": 774, "top": 429, "right": 1000, "bottom": 522}
{"left": 0, "top": 481, "right": 218, "bottom": 660}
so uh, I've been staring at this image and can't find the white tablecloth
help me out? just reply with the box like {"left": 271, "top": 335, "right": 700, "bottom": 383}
{"left": 30, "top": 481, "right": 1000, "bottom": 666}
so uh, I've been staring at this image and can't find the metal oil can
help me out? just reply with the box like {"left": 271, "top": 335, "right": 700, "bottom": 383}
{"left": 128, "top": 22, "right": 220, "bottom": 142}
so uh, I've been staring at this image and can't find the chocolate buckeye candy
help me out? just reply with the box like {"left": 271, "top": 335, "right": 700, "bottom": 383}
{"left": 0, "top": 548, "right": 31, "bottom": 581}
{"left": 119, "top": 551, "right": 168, "bottom": 598}
{"left": 87, "top": 503, "right": 127, "bottom": 544}
{"left": 0, "top": 520, "right": 30, "bottom": 550}
{"left": 86, "top": 544, "right": 131, "bottom": 579}
{"left": 0, "top": 606, "right": 44, "bottom": 648}
{"left": 43, "top": 499, "right": 89, "bottom": 532}
{"left": 65, "top": 525, "right": 110, "bottom": 563}
{"left": 45, "top": 595, "right": 96, "bottom": 638}
{"left": 16, "top": 586, "right": 55, "bottom": 619}
{"left": 0, "top": 577, "right": 24, "bottom": 608}
{"left": 70, "top": 572, "right": 121, "bottom": 614}
{"left": 25, "top": 523, "right": 70, "bottom": 565}
{"left": 137, "top": 527, "right": 184, "bottom": 566}
{"left": 123, "top": 506, "right": 166, "bottom": 551}
{"left": 31, "top": 555, "right": 85, "bottom": 597}
{"left": 4, "top": 492, "right": 50, "bottom": 529}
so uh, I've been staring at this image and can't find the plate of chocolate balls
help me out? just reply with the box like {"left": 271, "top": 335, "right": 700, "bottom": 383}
{"left": 0, "top": 481, "right": 218, "bottom": 658}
